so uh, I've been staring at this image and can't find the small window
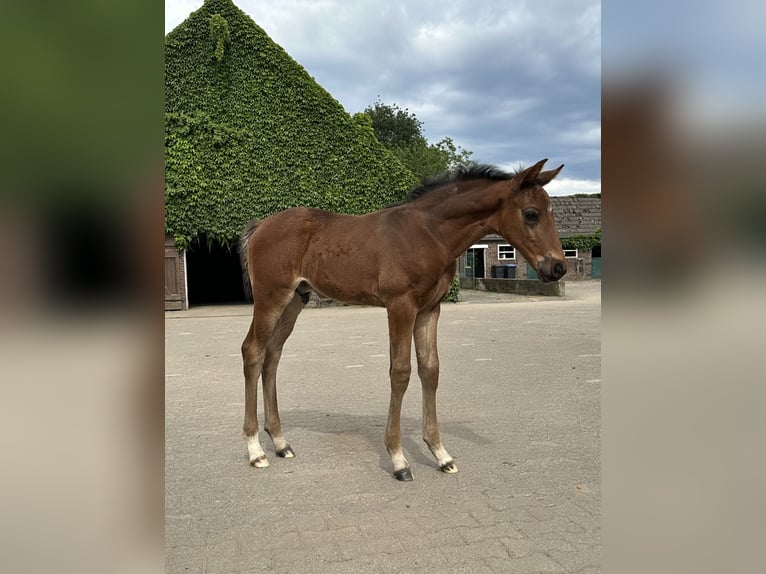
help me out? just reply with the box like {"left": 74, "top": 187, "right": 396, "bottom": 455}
{"left": 498, "top": 244, "right": 516, "bottom": 260}
{"left": 563, "top": 248, "right": 578, "bottom": 258}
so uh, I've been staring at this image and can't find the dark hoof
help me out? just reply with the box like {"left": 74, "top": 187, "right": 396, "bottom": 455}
{"left": 276, "top": 446, "right": 295, "bottom": 458}
{"left": 440, "top": 460, "right": 458, "bottom": 474}
{"left": 393, "top": 468, "right": 414, "bottom": 482}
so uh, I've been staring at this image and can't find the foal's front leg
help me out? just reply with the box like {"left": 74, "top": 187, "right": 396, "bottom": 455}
{"left": 384, "top": 302, "right": 417, "bottom": 481}
{"left": 415, "top": 306, "right": 457, "bottom": 474}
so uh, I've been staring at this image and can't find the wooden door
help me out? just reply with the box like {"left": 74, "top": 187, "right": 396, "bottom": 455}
{"left": 164, "top": 236, "right": 184, "bottom": 310}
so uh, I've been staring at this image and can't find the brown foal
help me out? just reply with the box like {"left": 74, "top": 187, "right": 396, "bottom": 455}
{"left": 239, "top": 159, "right": 567, "bottom": 480}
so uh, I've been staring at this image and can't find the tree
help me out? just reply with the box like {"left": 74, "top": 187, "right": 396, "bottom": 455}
{"left": 357, "top": 100, "right": 474, "bottom": 180}
{"left": 354, "top": 101, "right": 423, "bottom": 148}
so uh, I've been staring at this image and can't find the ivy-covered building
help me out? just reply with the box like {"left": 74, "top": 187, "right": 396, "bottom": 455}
{"left": 458, "top": 195, "right": 601, "bottom": 282}
{"left": 164, "top": 0, "right": 417, "bottom": 309}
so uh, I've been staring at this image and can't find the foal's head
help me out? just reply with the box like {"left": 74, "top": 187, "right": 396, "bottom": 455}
{"left": 497, "top": 159, "right": 567, "bottom": 282}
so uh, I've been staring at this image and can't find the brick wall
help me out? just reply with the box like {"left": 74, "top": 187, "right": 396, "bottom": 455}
{"left": 461, "top": 239, "right": 597, "bottom": 280}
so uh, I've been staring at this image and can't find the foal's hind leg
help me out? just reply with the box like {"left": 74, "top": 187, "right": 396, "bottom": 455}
{"left": 242, "top": 289, "right": 295, "bottom": 468}
{"left": 261, "top": 293, "right": 304, "bottom": 458}
{"left": 242, "top": 322, "right": 269, "bottom": 467}
{"left": 415, "top": 305, "right": 457, "bottom": 474}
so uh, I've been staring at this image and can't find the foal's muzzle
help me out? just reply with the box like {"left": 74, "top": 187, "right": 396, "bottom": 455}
{"left": 537, "top": 257, "right": 567, "bottom": 282}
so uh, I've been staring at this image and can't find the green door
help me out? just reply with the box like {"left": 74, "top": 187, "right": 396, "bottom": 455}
{"left": 465, "top": 250, "right": 476, "bottom": 278}
{"left": 464, "top": 248, "right": 485, "bottom": 278}
{"left": 591, "top": 257, "right": 601, "bottom": 278}
{"left": 591, "top": 245, "right": 601, "bottom": 278}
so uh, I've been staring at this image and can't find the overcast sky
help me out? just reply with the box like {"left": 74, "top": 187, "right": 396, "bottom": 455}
{"left": 165, "top": 0, "right": 601, "bottom": 196}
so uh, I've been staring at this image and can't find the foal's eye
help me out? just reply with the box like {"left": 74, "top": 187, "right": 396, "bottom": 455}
{"left": 523, "top": 210, "right": 539, "bottom": 224}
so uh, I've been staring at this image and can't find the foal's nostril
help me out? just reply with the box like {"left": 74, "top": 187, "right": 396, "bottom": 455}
{"left": 554, "top": 262, "right": 565, "bottom": 278}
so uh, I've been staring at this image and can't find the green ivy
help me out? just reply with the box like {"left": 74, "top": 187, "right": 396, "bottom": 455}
{"left": 560, "top": 228, "right": 601, "bottom": 251}
{"left": 165, "top": 0, "right": 417, "bottom": 247}
{"left": 444, "top": 275, "right": 461, "bottom": 303}
{"left": 208, "top": 14, "right": 230, "bottom": 62}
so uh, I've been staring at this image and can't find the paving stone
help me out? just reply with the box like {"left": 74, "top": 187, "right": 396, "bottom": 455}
{"left": 484, "top": 552, "right": 566, "bottom": 573}
{"left": 440, "top": 538, "right": 511, "bottom": 562}
{"left": 165, "top": 282, "right": 601, "bottom": 573}
{"left": 456, "top": 523, "right": 525, "bottom": 544}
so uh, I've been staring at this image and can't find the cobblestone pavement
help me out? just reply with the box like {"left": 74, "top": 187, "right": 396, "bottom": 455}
{"left": 166, "top": 282, "right": 600, "bottom": 573}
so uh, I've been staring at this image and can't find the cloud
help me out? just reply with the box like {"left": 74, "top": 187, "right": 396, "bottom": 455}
{"left": 165, "top": 0, "right": 600, "bottom": 192}
{"left": 545, "top": 177, "right": 601, "bottom": 197}
{"left": 165, "top": 0, "right": 204, "bottom": 35}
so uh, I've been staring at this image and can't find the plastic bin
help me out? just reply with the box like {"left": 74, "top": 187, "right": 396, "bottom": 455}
{"left": 492, "top": 264, "right": 517, "bottom": 278}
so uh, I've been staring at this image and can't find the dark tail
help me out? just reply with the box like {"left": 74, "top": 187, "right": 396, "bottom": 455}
{"left": 239, "top": 219, "right": 259, "bottom": 301}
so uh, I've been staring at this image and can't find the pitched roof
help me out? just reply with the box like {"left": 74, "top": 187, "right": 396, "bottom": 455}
{"left": 482, "top": 195, "right": 601, "bottom": 241}
{"left": 551, "top": 195, "right": 601, "bottom": 237}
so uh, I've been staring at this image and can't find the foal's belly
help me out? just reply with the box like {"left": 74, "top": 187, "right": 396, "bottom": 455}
{"left": 300, "top": 278, "right": 385, "bottom": 308}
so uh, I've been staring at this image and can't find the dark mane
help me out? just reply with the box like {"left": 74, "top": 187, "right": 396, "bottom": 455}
{"left": 405, "top": 164, "right": 517, "bottom": 203}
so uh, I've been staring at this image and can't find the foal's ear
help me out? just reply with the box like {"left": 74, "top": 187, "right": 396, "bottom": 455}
{"left": 516, "top": 158, "right": 548, "bottom": 187}
{"left": 515, "top": 159, "right": 564, "bottom": 188}
{"left": 536, "top": 164, "right": 564, "bottom": 187}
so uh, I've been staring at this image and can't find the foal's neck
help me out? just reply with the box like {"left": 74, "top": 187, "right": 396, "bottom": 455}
{"left": 414, "top": 180, "right": 504, "bottom": 260}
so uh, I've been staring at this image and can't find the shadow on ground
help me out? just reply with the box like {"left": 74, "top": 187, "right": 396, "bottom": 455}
{"left": 274, "top": 408, "right": 494, "bottom": 474}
